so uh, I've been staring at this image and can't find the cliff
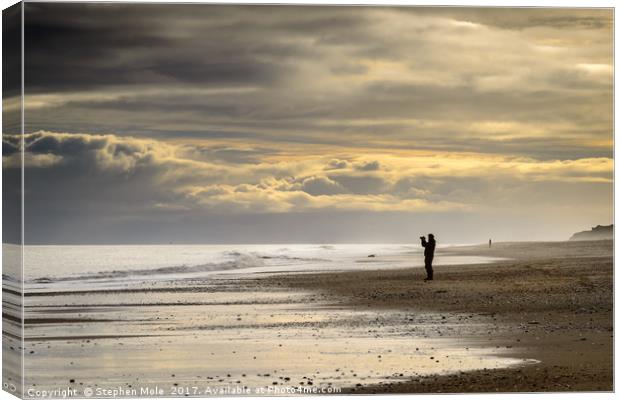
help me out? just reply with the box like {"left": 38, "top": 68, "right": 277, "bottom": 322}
{"left": 569, "top": 225, "right": 613, "bottom": 241}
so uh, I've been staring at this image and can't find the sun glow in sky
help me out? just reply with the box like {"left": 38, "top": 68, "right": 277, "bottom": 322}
{"left": 2, "top": 4, "right": 613, "bottom": 244}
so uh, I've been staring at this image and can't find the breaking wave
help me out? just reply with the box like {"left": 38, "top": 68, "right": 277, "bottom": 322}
{"left": 28, "top": 252, "right": 329, "bottom": 284}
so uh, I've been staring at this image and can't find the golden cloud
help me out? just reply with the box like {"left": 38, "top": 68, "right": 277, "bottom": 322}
{"left": 3, "top": 131, "right": 612, "bottom": 215}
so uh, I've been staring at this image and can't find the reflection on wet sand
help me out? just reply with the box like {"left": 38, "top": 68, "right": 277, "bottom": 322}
{"left": 19, "top": 282, "right": 536, "bottom": 396}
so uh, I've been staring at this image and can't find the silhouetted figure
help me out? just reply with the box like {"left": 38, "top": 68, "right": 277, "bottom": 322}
{"left": 489, "top": 239, "right": 492, "bottom": 248}
{"left": 420, "top": 234, "right": 436, "bottom": 281}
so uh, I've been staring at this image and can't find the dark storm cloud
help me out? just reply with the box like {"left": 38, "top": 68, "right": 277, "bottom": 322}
{"left": 150, "top": 61, "right": 281, "bottom": 85}
{"left": 22, "top": 4, "right": 612, "bottom": 94}
{"left": 25, "top": 4, "right": 173, "bottom": 92}
{"left": 2, "top": 2, "right": 21, "bottom": 96}
{"left": 22, "top": 3, "right": 382, "bottom": 94}
{"left": 24, "top": 3, "right": 301, "bottom": 93}
{"left": 2, "top": 135, "right": 19, "bottom": 154}
{"left": 7, "top": 5, "right": 613, "bottom": 243}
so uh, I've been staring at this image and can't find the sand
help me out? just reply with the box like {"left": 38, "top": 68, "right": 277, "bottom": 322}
{"left": 254, "top": 240, "right": 613, "bottom": 393}
{"left": 4, "top": 240, "right": 612, "bottom": 396}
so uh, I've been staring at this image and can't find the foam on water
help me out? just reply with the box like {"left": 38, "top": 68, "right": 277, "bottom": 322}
{"left": 19, "top": 244, "right": 502, "bottom": 289}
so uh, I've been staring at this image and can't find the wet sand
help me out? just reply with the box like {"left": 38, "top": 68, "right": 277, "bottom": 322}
{"left": 255, "top": 240, "right": 613, "bottom": 393}
{"left": 3, "top": 240, "right": 611, "bottom": 396}
{"left": 7, "top": 270, "right": 533, "bottom": 397}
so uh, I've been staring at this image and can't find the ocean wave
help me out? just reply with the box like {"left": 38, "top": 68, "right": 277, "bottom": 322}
{"left": 257, "top": 254, "right": 328, "bottom": 262}
{"left": 27, "top": 251, "right": 330, "bottom": 284}
{"left": 2, "top": 273, "right": 21, "bottom": 283}
{"left": 29, "top": 252, "right": 267, "bottom": 283}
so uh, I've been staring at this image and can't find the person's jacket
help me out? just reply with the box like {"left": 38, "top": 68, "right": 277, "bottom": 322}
{"left": 421, "top": 238, "right": 436, "bottom": 258}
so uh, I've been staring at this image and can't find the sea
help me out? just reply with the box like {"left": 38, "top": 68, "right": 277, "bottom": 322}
{"left": 2, "top": 244, "right": 534, "bottom": 397}
{"left": 7, "top": 243, "right": 498, "bottom": 290}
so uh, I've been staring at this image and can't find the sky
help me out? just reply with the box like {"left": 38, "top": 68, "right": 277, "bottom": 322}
{"left": 2, "top": 3, "right": 614, "bottom": 244}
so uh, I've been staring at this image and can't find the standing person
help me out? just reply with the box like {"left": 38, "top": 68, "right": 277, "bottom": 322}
{"left": 420, "top": 234, "right": 436, "bottom": 281}
{"left": 489, "top": 238, "right": 492, "bottom": 248}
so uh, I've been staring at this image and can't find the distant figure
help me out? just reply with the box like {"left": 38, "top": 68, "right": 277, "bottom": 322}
{"left": 489, "top": 239, "right": 492, "bottom": 248}
{"left": 420, "top": 234, "right": 436, "bottom": 281}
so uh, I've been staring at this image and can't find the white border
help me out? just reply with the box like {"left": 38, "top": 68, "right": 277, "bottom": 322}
{"left": 0, "top": 2, "right": 616, "bottom": 400}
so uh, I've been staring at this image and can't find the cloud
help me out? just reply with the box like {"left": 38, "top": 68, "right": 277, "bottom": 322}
{"left": 4, "top": 5, "right": 612, "bottom": 243}
{"left": 325, "top": 159, "right": 349, "bottom": 170}
{"left": 6, "top": 5, "right": 607, "bottom": 166}
{"left": 328, "top": 174, "right": 388, "bottom": 195}
{"left": 299, "top": 176, "right": 348, "bottom": 196}
{"left": 2, "top": 152, "right": 63, "bottom": 169}
{"left": 4, "top": 131, "right": 611, "bottom": 217}
{"left": 355, "top": 160, "right": 381, "bottom": 171}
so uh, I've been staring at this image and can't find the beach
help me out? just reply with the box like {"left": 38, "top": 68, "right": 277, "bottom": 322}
{"left": 2, "top": 240, "right": 612, "bottom": 396}
{"left": 255, "top": 240, "right": 613, "bottom": 393}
